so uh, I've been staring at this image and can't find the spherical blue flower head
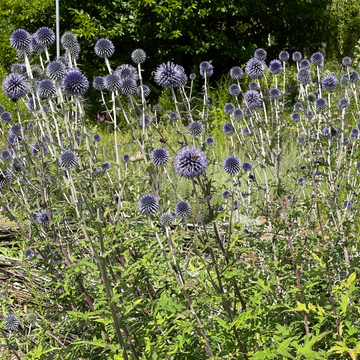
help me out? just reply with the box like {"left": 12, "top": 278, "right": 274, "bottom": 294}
{"left": 223, "top": 156, "right": 241, "bottom": 175}
{"left": 94, "top": 38, "right": 115, "bottom": 58}
{"left": 56, "top": 56, "right": 67, "bottom": 67}
{"left": 342, "top": 137, "right": 350, "bottom": 145}
{"left": 222, "top": 121, "right": 235, "bottom": 136}
{"left": 340, "top": 74, "right": 350, "bottom": 88}
{"left": 35, "top": 27, "right": 55, "bottom": 47}
{"left": 350, "top": 128, "right": 358, "bottom": 139}
{"left": 93, "top": 76, "right": 105, "bottom": 91}
{"left": 1, "top": 112, "right": 12, "bottom": 123}
{"left": 119, "top": 78, "right": 137, "bottom": 95}
{"left": 2, "top": 73, "right": 29, "bottom": 100}
{"left": 25, "top": 249, "right": 35, "bottom": 258}
{"left": 337, "top": 98, "right": 350, "bottom": 111}
{"left": 131, "top": 48, "right": 146, "bottom": 64}
{"left": 296, "top": 68, "right": 312, "bottom": 85}
{"left": 269, "top": 59, "right": 283, "bottom": 75}
{"left": 279, "top": 51, "right": 290, "bottom": 62}
{"left": 269, "top": 87, "right": 281, "bottom": 99}
{"left": 31, "top": 65, "right": 43, "bottom": 81}
{"left": 4, "top": 314, "right": 20, "bottom": 331}
{"left": 159, "top": 213, "right": 174, "bottom": 227}
{"left": 321, "top": 74, "right": 338, "bottom": 92}
{"left": 179, "top": 72, "right": 188, "bottom": 86}
{"left": 122, "top": 154, "right": 130, "bottom": 162}
{"left": 207, "top": 96, "right": 213, "bottom": 105}
{"left": 224, "top": 102, "right": 235, "bottom": 115}
{"left": 137, "top": 84, "right": 150, "bottom": 97}
{"left": 1, "top": 150, "right": 11, "bottom": 161}
{"left": 31, "top": 141, "right": 39, "bottom": 156}
{"left": 173, "top": 146, "right": 207, "bottom": 179}
{"left": 30, "top": 36, "right": 45, "bottom": 53}
{"left": 222, "top": 190, "right": 231, "bottom": 199}
{"left": 138, "top": 194, "right": 159, "bottom": 215}
{"left": 232, "top": 108, "right": 244, "bottom": 122}
{"left": 115, "top": 64, "right": 139, "bottom": 81}
{"left": 311, "top": 52, "right": 324, "bottom": 66}
{"left": 169, "top": 112, "right": 178, "bottom": 121}
{"left": 199, "top": 61, "right": 214, "bottom": 77}
{"left": 242, "top": 127, "right": 251, "bottom": 136}
{"left": 315, "top": 97, "right": 327, "bottom": 111}
{"left": 350, "top": 70, "right": 360, "bottom": 83}
{"left": 188, "top": 121, "right": 203, "bottom": 136}
{"left": 0, "top": 170, "right": 13, "bottom": 188}
{"left": 243, "top": 90, "right": 262, "bottom": 109}
{"left": 187, "top": 73, "right": 195, "bottom": 81}
{"left": 297, "top": 177, "right": 305, "bottom": 185}
{"left": 58, "top": 150, "right": 78, "bottom": 169}
{"left": 233, "top": 200, "right": 240, "bottom": 209}
{"left": 93, "top": 134, "right": 101, "bottom": 142}
{"left": 292, "top": 51, "right": 302, "bottom": 62}
{"left": 38, "top": 79, "right": 56, "bottom": 99}
{"left": 245, "top": 58, "right": 267, "bottom": 79}
{"left": 17, "top": 46, "right": 33, "bottom": 60}
{"left": 196, "top": 220, "right": 203, "bottom": 227}
{"left": 175, "top": 200, "right": 191, "bottom": 217}
{"left": 229, "top": 83, "right": 241, "bottom": 96}
{"left": 104, "top": 73, "right": 121, "bottom": 92}
{"left": 342, "top": 200, "right": 352, "bottom": 209}
{"left": 291, "top": 113, "right": 301, "bottom": 122}
{"left": 248, "top": 82, "right": 259, "bottom": 91}
{"left": 154, "top": 62, "right": 183, "bottom": 88}
{"left": 342, "top": 56, "right": 352, "bottom": 67}
{"left": 35, "top": 209, "right": 50, "bottom": 226}
{"left": 10, "top": 63, "right": 26, "bottom": 75}
{"left": 46, "top": 60, "right": 66, "bottom": 83}
{"left": 305, "top": 110, "right": 314, "bottom": 120}
{"left": 151, "top": 147, "right": 170, "bottom": 166}
{"left": 61, "top": 32, "right": 77, "bottom": 49}
{"left": 206, "top": 137, "right": 214, "bottom": 146}
{"left": 299, "top": 59, "right": 310, "bottom": 69}
{"left": 61, "top": 69, "right": 89, "bottom": 96}
{"left": 27, "top": 97, "right": 39, "bottom": 112}
{"left": 242, "top": 161, "right": 252, "bottom": 171}
{"left": 139, "top": 114, "right": 152, "bottom": 127}
{"left": 101, "top": 162, "right": 111, "bottom": 171}
{"left": 294, "top": 102, "right": 304, "bottom": 112}
{"left": 230, "top": 66, "right": 243, "bottom": 80}
{"left": 10, "top": 29, "right": 31, "bottom": 51}
{"left": 254, "top": 48, "right": 267, "bottom": 61}
{"left": 245, "top": 109, "right": 254, "bottom": 117}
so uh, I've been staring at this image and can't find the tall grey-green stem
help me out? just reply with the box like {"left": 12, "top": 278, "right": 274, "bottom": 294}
{"left": 111, "top": 92, "right": 122, "bottom": 183}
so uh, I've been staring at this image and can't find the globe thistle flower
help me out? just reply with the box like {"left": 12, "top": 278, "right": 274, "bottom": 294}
{"left": 297, "top": 68, "right": 312, "bottom": 85}
{"left": 299, "top": 59, "right": 310, "bottom": 69}
{"left": 169, "top": 112, "right": 178, "bottom": 121}
{"left": 1, "top": 150, "right": 12, "bottom": 161}
{"left": 61, "top": 32, "right": 77, "bottom": 49}
{"left": 0, "top": 170, "right": 13, "bottom": 188}
{"left": 175, "top": 200, "right": 191, "bottom": 218}
{"left": 291, "top": 113, "right": 301, "bottom": 122}
{"left": 350, "top": 70, "right": 360, "bottom": 83}
{"left": 199, "top": 61, "right": 214, "bottom": 77}
{"left": 292, "top": 51, "right": 302, "bottom": 62}
{"left": 104, "top": 73, "right": 121, "bottom": 92}
{"left": 179, "top": 72, "right": 188, "bottom": 86}
{"left": 287, "top": 195, "right": 294, "bottom": 202}
{"left": 159, "top": 213, "right": 173, "bottom": 227}
{"left": 2, "top": 73, "right": 29, "bottom": 100}
{"left": 101, "top": 162, "right": 111, "bottom": 171}
{"left": 61, "top": 69, "right": 89, "bottom": 96}
{"left": 27, "top": 97, "right": 39, "bottom": 111}
{"left": 233, "top": 200, "right": 240, "bottom": 209}
{"left": 137, "top": 84, "right": 150, "bottom": 97}
{"left": 94, "top": 38, "right": 115, "bottom": 58}
{"left": 269, "top": 59, "right": 283, "bottom": 75}
{"left": 232, "top": 108, "right": 244, "bottom": 121}
{"left": 249, "top": 82, "right": 259, "bottom": 90}
{"left": 315, "top": 97, "right": 327, "bottom": 111}
{"left": 4, "top": 314, "right": 20, "bottom": 331}
{"left": 93, "top": 76, "right": 105, "bottom": 91}
{"left": 343, "top": 200, "right": 352, "bottom": 209}
{"left": 343, "top": 137, "right": 350, "bottom": 145}
{"left": 196, "top": 220, "right": 203, "bottom": 227}
{"left": 245, "top": 109, "right": 254, "bottom": 117}
{"left": 242, "top": 127, "right": 251, "bottom": 136}
{"left": 139, "top": 114, "right": 152, "bottom": 127}
{"left": 340, "top": 74, "right": 350, "bottom": 87}
{"left": 222, "top": 121, "right": 235, "bottom": 136}
{"left": 188, "top": 73, "right": 196, "bottom": 81}
{"left": 307, "top": 93, "right": 317, "bottom": 102}
{"left": 305, "top": 110, "right": 315, "bottom": 120}
{"left": 245, "top": 58, "right": 267, "bottom": 79}
{"left": 311, "top": 52, "right": 324, "bottom": 66}
{"left": 138, "top": 194, "right": 159, "bottom": 215}
{"left": 25, "top": 249, "right": 35, "bottom": 259}
{"left": 269, "top": 87, "right": 281, "bottom": 99}
{"left": 122, "top": 154, "right": 130, "bottom": 162}
{"left": 31, "top": 65, "right": 43, "bottom": 81}
{"left": 321, "top": 74, "right": 338, "bottom": 92}
{"left": 188, "top": 121, "right": 203, "bottom": 136}
{"left": 26, "top": 313, "right": 37, "bottom": 325}
{"left": 151, "top": 147, "right": 170, "bottom": 166}
{"left": 131, "top": 49, "right": 146, "bottom": 64}
{"left": 11, "top": 63, "right": 25, "bottom": 75}
{"left": 224, "top": 102, "right": 235, "bottom": 115}
{"left": 243, "top": 90, "right": 262, "bottom": 109}
{"left": 58, "top": 150, "right": 78, "bottom": 169}
{"left": 116, "top": 64, "right": 139, "bottom": 81}
{"left": 337, "top": 98, "right": 350, "bottom": 111}
{"left": 207, "top": 96, "right": 213, "bottom": 105}
{"left": 350, "top": 128, "right": 358, "bottom": 139}
{"left": 154, "top": 62, "right": 183, "bottom": 88}
{"left": 35, "top": 209, "right": 50, "bottom": 226}
{"left": 254, "top": 48, "right": 267, "bottom": 61}
{"left": 65, "top": 41, "right": 81, "bottom": 59}
{"left": 279, "top": 51, "right": 290, "bottom": 62}
{"left": 38, "top": 79, "right": 56, "bottom": 98}
{"left": 46, "top": 60, "right": 66, "bottom": 82}
{"left": 223, "top": 156, "right": 241, "bottom": 175}
{"left": 10, "top": 29, "right": 31, "bottom": 51}
{"left": 17, "top": 46, "right": 33, "bottom": 59}
{"left": 204, "top": 137, "right": 214, "bottom": 147}
{"left": 218, "top": 206, "right": 225, "bottom": 212}
{"left": 222, "top": 190, "right": 231, "bottom": 199}
{"left": 296, "top": 137, "right": 306, "bottom": 146}
{"left": 30, "top": 36, "right": 45, "bottom": 53}
{"left": 297, "top": 177, "right": 305, "bottom": 185}
{"left": 1, "top": 112, "right": 12, "bottom": 123}
{"left": 93, "top": 134, "right": 101, "bottom": 142}
{"left": 342, "top": 56, "right": 352, "bottom": 67}
{"left": 34, "top": 27, "right": 55, "bottom": 48}
{"left": 9, "top": 125, "right": 23, "bottom": 137}
{"left": 230, "top": 66, "right": 243, "bottom": 79}
{"left": 174, "top": 146, "right": 207, "bottom": 179}
{"left": 120, "top": 78, "right": 137, "bottom": 95}
{"left": 242, "top": 162, "right": 252, "bottom": 171}
{"left": 229, "top": 84, "right": 241, "bottom": 96}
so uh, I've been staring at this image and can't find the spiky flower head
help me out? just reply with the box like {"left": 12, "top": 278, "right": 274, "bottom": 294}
{"left": 222, "top": 190, "right": 231, "bottom": 199}
{"left": 321, "top": 74, "right": 338, "bottom": 92}
{"left": 206, "top": 137, "right": 214, "bottom": 146}
{"left": 224, "top": 103, "right": 235, "bottom": 115}
{"left": 269, "top": 59, "right": 283, "bottom": 75}
{"left": 46, "top": 60, "right": 66, "bottom": 82}
{"left": 10, "top": 29, "right": 31, "bottom": 51}
{"left": 2, "top": 73, "right": 29, "bottom": 100}
{"left": 199, "top": 61, "right": 214, "bottom": 77}
{"left": 342, "top": 56, "right": 352, "bottom": 67}
{"left": 35, "top": 27, "right": 55, "bottom": 47}
{"left": 11, "top": 63, "right": 26, "bottom": 75}
{"left": 311, "top": 52, "right": 324, "bottom": 66}
{"left": 230, "top": 66, "right": 243, "bottom": 79}
{"left": 305, "top": 110, "right": 315, "bottom": 119}
{"left": 189, "top": 73, "right": 196, "bottom": 80}
{"left": 297, "top": 177, "right": 305, "bottom": 185}
{"left": 175, "top": 200, "right": 191, "bottom": 218}
{"left": 61, "top": 32, "right": 77, "bottom": 49}
{"left": 308, "top": 93, "right": 317, "bottom": 102}
{"left": 350, "top": 70, "right": 360, "bottom": 83}
{"left": 243, "top": 90, "right": 262, "bottom": 109}
{"left": 242, "top": 161, "right": 252, "bottom": 171}
{"left": 337, "top": 98, "right": 350, "bottom": 111}
{"left": 169, "top": 112, "right": 178, "bottom": 121}
{"left": 138, "top": 194, "right": 159, "bottom": 215}
{"left": 122, "top": 154, "right": 130, "bottom": 162}
{"left": 1, "top": 150, "right": 11, "bottom": 161}
{"left": 38, "top": 79, "right": 56, "bottom": 98}
{"left": 61, "top": 68, "right": 89, "bottom": 96}
{"left": 4, "top": 314, "right": 20, "bottom": 331}
{"left": 101, "top": 162, "right": 111, "bottom": 171}
{"left": 242, "top": 127, "right": 251, "bottom": 136}
{"left": 223, "top": 156, "right": 241, "bottom": 175}
{"left": 222, "top": 121, "right": 235, "bottom": 136}
{"left": 173, "top": 146, "right": 207, "bottom": 179}
{"left": 0, "top": 170, "right": 13, "bottom": 188}
{"left": 131, "top": 49, "right": 146, "bottom": 64}
{"left": 116, "top": 64, "right": 139, "bottom": 81}
{"left": 93, "top": 134, "right": 101, "bottom": 142}
{"left": 30, "top": 36, "right": 45, "bottom": 53}
{"left": 154, "top": 62, "right": 183, "bottom": 88}
{"left": 1, "top": 112, "right": 12, "bottom": 123}
{"left": 30, "top": 65, "right": 43, "bottom": 81}
{"left": 58, "top": 150, "right": 78, "bottom": 169}
{"left": 291, "top": 113, "right": 300, "bottom": 122}
{"left": 229, "top": 84, "right": 241, "bottom": 96}
{"left": 94, "top": 38, "right": 115, "bottom": 58}
{"left": 137, "top": 84, "right": 150, "bottom": 97}
{"left": 159, "top": 213, "right": 173, "bottom": 227}
{"left": 245, "top": 109, "right": 254, "bottom": 117}
{"left": 350, "top": 128, "right": 358, "bottom": 139}
{"left": 315, "top": 97, "right": 327, "bottom": 111}
{"left": 279, "top": 51, "right": 290, "bottom": 62}
{"left": 93, "top": 76, "right": 105, "bottom": 91}
{"left": 248, "top": 82, "right": 259, "bottom": 91}
{"left": 300, "top": 59, "right": 310, "bottom": 69}
{"left": 340, "top": 74, "right": 350, "bottom": 88}
{"left": 254, "top": 48, "right": 267, "bottom": 61}
{"left": 296, "top": 68, "right": 312, "bottom": 85}
{"left": 104, "top": 73, "right": 121, "bottom": 92}
{"left": 151, "top": 147, "right": 170, "bottom": 166}
{"left": 26, "top": 313, "right": 37, "bottom": 325}
{"left": 188, "top": 121, "right": 203, "bottom": 136}
{"left": 292, "top": 51, "right": 302, "bottom": 62}
{"left": 119, "top": 78, "right": 137, "bottom": 95}
{"left": 245, "top": 58, "right": 267, "bottom": 79}
{"left": 232, "top": 108, "right": 244, "bottom": 122}
{"left": 269, "top": 87, "right": 281, "bottom": 99}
